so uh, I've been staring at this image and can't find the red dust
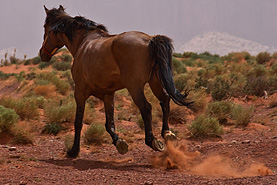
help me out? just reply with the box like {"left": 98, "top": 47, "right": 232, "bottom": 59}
{"left": 151, "top": 141, "right": 273, "bottom": 178}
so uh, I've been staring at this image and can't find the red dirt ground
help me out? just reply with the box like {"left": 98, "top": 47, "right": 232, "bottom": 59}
{"left": 0, "top": 65, "right": 276, "bottom": 184}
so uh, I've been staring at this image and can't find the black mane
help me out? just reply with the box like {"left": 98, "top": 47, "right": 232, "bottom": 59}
{"left": 45, "top": 7, "right": 108, "bottom": 41}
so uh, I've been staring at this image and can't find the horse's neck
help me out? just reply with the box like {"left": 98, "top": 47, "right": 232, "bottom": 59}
{"left": 61, "top": 30, "right": 87, "bottom": 57}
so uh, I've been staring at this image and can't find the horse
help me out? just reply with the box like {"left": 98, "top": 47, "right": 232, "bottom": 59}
{"left": 40, "top": 5, "right": 192, "bottom": 158}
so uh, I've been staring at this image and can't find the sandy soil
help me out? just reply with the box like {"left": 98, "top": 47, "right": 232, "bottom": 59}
{"left": 0, "top": 64, "right": 276, "bottom": 184}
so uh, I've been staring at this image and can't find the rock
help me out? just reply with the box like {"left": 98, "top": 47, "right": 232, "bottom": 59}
{"left": 242, "top": 140, "right": 251, "bottom": 144}
{"left": 231, "top": 140, "right": 237, "bottom": 144}
{"left": 144, "top": 181, "right": 153, "bottom": 185}
{"left": 271, "top": 136, "right": 277, "bottom": 139}
{"left": 9, "top": 147, "right": 16, "bottom": 151}
{"left": 195, "top": 145, "right": 201, "bottom": 150}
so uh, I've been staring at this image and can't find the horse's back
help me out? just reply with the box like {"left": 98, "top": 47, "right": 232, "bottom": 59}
{"left": 111, "top": 31, "right": 154, "bottom": 86}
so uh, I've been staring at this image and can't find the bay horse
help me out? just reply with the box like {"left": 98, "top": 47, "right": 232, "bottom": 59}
{"left": 40, "top": 5, "right": 191, "bottom": 158}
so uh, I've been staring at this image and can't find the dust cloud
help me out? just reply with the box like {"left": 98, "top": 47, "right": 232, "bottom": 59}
{"left": 151, "top": 141, "right": 273, "bottom": 178}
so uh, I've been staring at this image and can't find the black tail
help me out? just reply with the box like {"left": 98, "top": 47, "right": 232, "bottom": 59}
{"left": 148, "top": 35, "right": 192, "bottom": 107}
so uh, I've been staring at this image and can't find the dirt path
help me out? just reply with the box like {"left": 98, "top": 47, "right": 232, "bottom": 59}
{"left": 0, "top": 114, "right": 276, "bottom": 184}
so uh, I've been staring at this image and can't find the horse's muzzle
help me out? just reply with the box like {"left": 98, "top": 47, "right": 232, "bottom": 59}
{"left": 39, "top": 48, "right": 51, "bottom": 62}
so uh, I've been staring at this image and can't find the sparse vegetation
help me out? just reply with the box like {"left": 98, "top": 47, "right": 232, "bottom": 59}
{"left": 0, "top": 106, "right": 19, "bottom": 134}
{"left": 83, "top": 122, "right": 106, "bottom": 145}
{"left": 188, "top": 114, "right": 223, "bottom": 138}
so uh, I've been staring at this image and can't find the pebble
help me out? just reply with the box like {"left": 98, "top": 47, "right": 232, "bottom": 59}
{"left": 271, "top": 136, "right": 277, "bottom": 139}
{"left": 195, "top": 145, "right": 201, "bottom": 150}
{"left": 242, "top": 140, "right": 251, "bottom": 144}
{"left": 9, "top": 147, "right": 17, "bottom": 151}
{"left": 231, "top": 140, "right": 237, "bottom": 144}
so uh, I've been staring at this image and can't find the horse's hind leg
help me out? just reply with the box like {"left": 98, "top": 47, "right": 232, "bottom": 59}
{"left": 149, "top": 74, "right": 176, "bottom": 141}
{"left": 128, "top": 86, "right": 164, "bottom": 152}
{"left": 102, "top": 93, "right": 128, "bottom": 154}
{"left": 67, "top": 90, "right": 90, "bottom": 158}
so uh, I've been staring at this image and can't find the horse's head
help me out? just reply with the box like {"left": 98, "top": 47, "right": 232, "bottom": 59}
{"left": 39, "top": 5, "right": 65, "bottom": 62}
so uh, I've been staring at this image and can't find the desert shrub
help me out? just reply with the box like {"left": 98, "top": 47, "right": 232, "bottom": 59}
{"left": 44, "top": 100, "right": 75, "bottom": 124}
{"left": 267, "top": 76, "right": 277, "bottom": 94}
{"left": 173, "top": 53, "right": 183, "bottom": 58}
{"left": 206, "top": 101, "right": 232, "bottom": 124}
{"left": 188, "top": 114, "right": 223, "bottom": 138}
{"left": 10, "top": 56, "right": 19, "bottom": 64}
{"left": 43, "top": 123, "right": 62, "bottom": 135}
{"left": 32, "top": 56, "right": 42, "bottom": 65}
{"left": 187, "top": 88, "right": 209, "bottom": 113}
{"left": 169, "top": 105, "right": 187, "bottom": 124}
{"left": 172, "top": 57, "right": 187, "bottom": 74}
{"left": 61, "top": 53, "right": 73, "bottom": 62}
{"left": 256, "top": 52, "right": 271, "bottom": 64}
{"left": 270, "top": 63, "right": 277, "bottom": 75}
{"left": 223, "top": 52, "right": 252, "bottom": 62}
{"left": 0, "top": 71, "right": 16, "bottom": 80}
{"left": 174, "top": 74, "right": 189, "bottom": 92}
{"left": 24, "top": 59, "right": 32, "bottom": 65}
{"left": 11, "top": 124, "right": 33, "bottom": 144}
{"left": 36, "top": 71, "right": 70, "bottom": 95}
{"left": 61, "top": 70, "right": 75, "bottom": 89}
{"left": 211, "top": 77, "right": 230, "bottom": 101}
{"left": 83, "top": 122, "right": 106, "bottom": 145}
{"left": 64, "top": 134, "right": 74, "bottom": 151}
{"left": 0, "top": 97, "right": 39, "bottom": 120}
{"left": 34, "top": 84, "right": 56, "bottom": 97}
{"left": 231, "top": 104, "right": 254, "bottom": 127}
{"left": 243, "top": 65, "right": 268, "bottom": 96}
{"left": 228, "top": 72, "right": 246, "bottom": 97}
{"left": 0, "top": 106, "right": 19, "bottom": 134}
{"left": 15, "top": 71, "right": 26, "bottom": 82}
{"left": 38, "top": 62, "right": 50, "bottom": 69}
{"left": 52, "top": 61, "right": 71, "bottom": 71}
{"left": 49, "top": 56, "right": 59, "bottom": 63}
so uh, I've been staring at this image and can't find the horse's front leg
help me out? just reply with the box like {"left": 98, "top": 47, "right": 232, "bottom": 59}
{"left": 67, "top": 91, "right": 88, "bottom": 158}
{"left": 103, "top": 93, "right": 128, "bottom": 154}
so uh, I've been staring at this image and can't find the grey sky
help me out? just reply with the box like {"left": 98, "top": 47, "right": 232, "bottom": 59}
{"left": 0, "top": 0, "right": 276, "bottom": 59}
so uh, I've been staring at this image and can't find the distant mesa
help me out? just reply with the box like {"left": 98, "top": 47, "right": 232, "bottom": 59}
{"left": 178, "top": 32, "right": 276, "bottom": 56}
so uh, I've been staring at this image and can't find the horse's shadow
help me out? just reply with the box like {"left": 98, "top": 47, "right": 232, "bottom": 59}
{"left": 40, "top": 158, "right": 151, "bottom": 171}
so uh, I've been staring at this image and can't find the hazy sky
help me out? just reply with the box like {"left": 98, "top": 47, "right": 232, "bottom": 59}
{"left": 0, "top": 0, "right": 276, "bottom": 59}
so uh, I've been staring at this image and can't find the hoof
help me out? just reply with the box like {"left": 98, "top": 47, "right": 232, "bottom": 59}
{"left": 163, "top": 130, "right": 177, "bottom": 142}
{"left": 152, "top": 139, "right": 165, "bottom": 152}
{"left": 66, "top": 150, "right": 79, "bottom": 158}
{"left": 116, "top": 139, "right": 128, "bottom": 155}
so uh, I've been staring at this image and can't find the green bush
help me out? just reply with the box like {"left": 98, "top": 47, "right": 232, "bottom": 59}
{"left": 44, "top": 100, "right": 75, "bottom": 124}
{"left": 172, "top": 57, "right": 187, "bottom": 74}
{"left": 0, "top": 71, "right": 16, "bottom": 80}
{"left": 211, "top": 77, "right": 230, "bottom": 101}
{"left": 64, "top": 134, "right": 74, "bottom": 151}
{"left": 0, "top": 106, "right": 19, "bottom": 134}
{"left": 256, "top": 52, "right": 271, "bottom": 64}
{"left": 36, "top": 71, "right": 70, "bottom": 95}
{"left": 52, "top": 61, "right": 71, "bottom": 71}
{"left": 243, "top": 65, "right": 268, "bottom": 96}
{"left": 61, "top": 53, "right": 73, "bottom": 62}
{"left": 43, "top": 123, "right": 62, "bottom": 135}
{"left": 38, "top": 62, "right": 50, "bottom": 69}
{"left": 83, "top": 122, "right": 106, "bottom": 145}
{"left": 11, "top": 127, "right": 33, "bottom": 144}
{"left": 231, "top": 104, "right": 254, "bottom": 127}
{"left": 32, "top": 56, "right": 42, "bottom": 65}
{"left": 0, "top": 97, "right": 39, "bottom": 120}
{"left": 188, "top": 114, "right": 223, "bottom": 138}
{"left": 206, "top": 101, "right": 232, "bottom": 124}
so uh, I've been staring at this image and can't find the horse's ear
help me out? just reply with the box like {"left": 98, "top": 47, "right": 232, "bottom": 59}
{"left": 44, "top": 5, "right": 49, "bottom": 14}
{"left": 59, "top": 5, "right": 65, "bottom": 12}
